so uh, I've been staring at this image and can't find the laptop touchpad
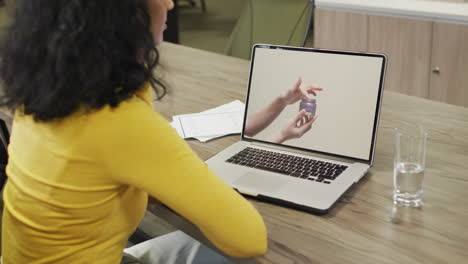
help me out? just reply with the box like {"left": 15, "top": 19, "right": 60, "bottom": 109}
{"left": 233, "top": 172, "right": 287, "bottom": 194}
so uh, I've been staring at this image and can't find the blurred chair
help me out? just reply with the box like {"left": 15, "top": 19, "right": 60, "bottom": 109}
{"left": 225, "top": 0, "right": 314, "bottom": 60}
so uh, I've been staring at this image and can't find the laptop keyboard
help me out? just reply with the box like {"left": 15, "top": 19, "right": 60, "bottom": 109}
{"left": 225, "top": 147, "right": 348, "bottom": 184}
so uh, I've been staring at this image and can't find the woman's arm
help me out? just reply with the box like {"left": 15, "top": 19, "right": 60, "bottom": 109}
{"left": 244, "top": 95, "right": 287, "bottom": 137}
{"left": 92, "top": 98, "right": 267, "bottom": 257}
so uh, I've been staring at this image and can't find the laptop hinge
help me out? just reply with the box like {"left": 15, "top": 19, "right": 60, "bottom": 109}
{"left": 250, "top": 141, "right": 358, "bottom": 165}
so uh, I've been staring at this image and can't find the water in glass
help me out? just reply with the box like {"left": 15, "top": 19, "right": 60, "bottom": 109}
{"left": 394, "top": 162, "right": 424, "bottom": 206}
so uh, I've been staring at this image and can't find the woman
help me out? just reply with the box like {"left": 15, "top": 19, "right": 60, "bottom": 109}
{"left": 0, "top": 0, "right": 267, "bottom": 263}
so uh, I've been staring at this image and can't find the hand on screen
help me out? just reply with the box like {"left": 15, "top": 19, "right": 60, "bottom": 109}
{"left": 281, "top": 77, "right": 323, "bottom": 105}
{"left": 271, "top": 110, "right": 318, "bottom": 144}
{"left": 244, "top": 77, "right": 322, "bottom": 138}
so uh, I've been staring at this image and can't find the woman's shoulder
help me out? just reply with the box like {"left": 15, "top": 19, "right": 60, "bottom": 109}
{"left": 86, "top": 93, "right": 163, "bottom": 133}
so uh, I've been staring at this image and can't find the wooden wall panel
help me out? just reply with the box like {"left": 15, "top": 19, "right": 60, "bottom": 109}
{"left": 429, "top": 22, "right": 468, "bottom": 107}
{"left": 313, "top": 8, "right": 368, "bottom": 52}
{"left": 368, "top": 15, "right": 432, "bottom": 98}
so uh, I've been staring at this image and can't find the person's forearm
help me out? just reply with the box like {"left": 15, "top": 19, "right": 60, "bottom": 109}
{"left": 244, "top": 96, "right": 287, "bottom": 137}
{"left": 270, "top": 132, "right": 286, "bottom": 144}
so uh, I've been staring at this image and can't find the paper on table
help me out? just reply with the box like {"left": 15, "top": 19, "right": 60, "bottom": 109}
{"left": 178, "top": 111, "right": 243, "bottom": 138}
{"left": 198, "top": 100, "right": 245, "bottom": 115}
{"left": 170, "top": 100, "right": 245, "bottom": 142}
{"left": 191, "top": 100, "right": 245, "bottom": 142}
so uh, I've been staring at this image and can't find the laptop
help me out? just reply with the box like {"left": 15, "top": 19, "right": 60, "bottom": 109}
{"left": 206, "top": 44, "right": 387, "bottom": 214}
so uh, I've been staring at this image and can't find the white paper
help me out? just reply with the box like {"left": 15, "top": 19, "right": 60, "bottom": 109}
{"left": 178, "top": 111, "right": 242, "bottom": 138}
{"left": 170, "top": 100, "right": 245, "bottom": 142}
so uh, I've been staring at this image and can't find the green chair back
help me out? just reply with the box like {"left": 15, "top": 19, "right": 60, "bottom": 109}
{"left": 225, "top": 0, "right": 313, "bottom": 60}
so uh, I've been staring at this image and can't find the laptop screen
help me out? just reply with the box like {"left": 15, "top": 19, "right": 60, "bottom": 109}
{"left": 242, "top": 45, "right": 386, "bottom": 163}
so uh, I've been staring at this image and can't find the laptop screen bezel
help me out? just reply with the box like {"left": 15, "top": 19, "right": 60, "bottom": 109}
{"left": 241, "top": 44, "right": 387, "bottom": 165}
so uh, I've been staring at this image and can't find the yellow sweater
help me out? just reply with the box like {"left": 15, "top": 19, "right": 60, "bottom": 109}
{"left": 1, "top": 85, "right": 267, "bottom": 264}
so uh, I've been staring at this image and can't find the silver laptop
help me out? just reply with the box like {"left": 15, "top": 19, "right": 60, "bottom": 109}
{"left": 206, "top": 44, "right": 387, "bottom": 214}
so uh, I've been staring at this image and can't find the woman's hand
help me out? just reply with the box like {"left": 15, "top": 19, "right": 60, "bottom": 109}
{"left": 271, "top": 110, "right": 318, "bottom": 144}
{"left": 280, "top": 77, "right": 323, "bottom": 105}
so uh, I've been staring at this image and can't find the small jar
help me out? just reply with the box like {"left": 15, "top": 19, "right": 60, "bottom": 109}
{"left": 299, "top": 98, "right": 316, "bottom": 116}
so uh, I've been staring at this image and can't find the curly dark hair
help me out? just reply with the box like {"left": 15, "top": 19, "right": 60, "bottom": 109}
{"left": 0, "top": 0, "right": 166, "bottom": 121}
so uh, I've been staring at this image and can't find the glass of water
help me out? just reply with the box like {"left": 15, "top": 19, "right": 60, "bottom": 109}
{"left": 393, "top": 124, "right": 428, "bottom": 207}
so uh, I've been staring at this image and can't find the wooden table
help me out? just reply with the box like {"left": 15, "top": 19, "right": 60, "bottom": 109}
{"left": 151, "top": 42, "right": 468, "bottom": 263}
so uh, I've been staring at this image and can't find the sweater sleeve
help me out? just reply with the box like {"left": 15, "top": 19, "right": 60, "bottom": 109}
{"left": 91, "top": 97, "right": 268, "bottom": 257}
